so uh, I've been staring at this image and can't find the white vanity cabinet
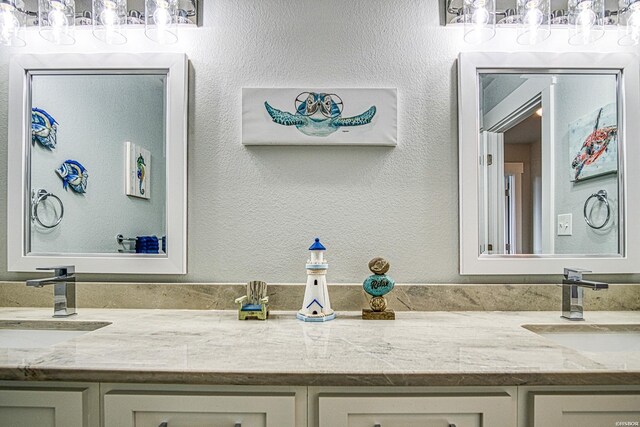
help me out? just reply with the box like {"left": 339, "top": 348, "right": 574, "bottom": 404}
{"left": 528, "top": 392, "right": 640, "bottom": 427}
{"left": 0, "top": 382, "right": 99, "bottom": 427}
{"left": 101, "top": 384, "right": 305, "bottom": 427}
{"left": 3, "top": 381, "right": 640, "bottom": 427}
{"left": 312, "top": 387, "right": 518, "bottom": 427}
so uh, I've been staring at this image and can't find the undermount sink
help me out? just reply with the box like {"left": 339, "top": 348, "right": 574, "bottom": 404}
{"left": 0, "top": 320, "right": 110, "bottom": 349}
{"left": 523, "top": 324, "right": 640, "bottom": 353}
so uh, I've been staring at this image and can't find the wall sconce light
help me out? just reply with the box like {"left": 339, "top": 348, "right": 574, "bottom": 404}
{"left": 568, "top": 0, "right": 605, "bottom": 45}
{"left": 517, "top": 0, "right": 551, "bottom": 44}
{"left": 145, "top": 0, "right": 178, "bottom": 44}
{"left": 463, "top": 0, "right": 496, "bottom": 44}
{"left": 618, "top": 0, "right": 640, "bottom": 45}
{"left": 39, "top": 0, "right": 75, "bottom": 45}
{"left": 92, "top": 0, "right": 127, "bottom": 44}
{"left": 0, "top": 0, "right": 25, "bottom": 46}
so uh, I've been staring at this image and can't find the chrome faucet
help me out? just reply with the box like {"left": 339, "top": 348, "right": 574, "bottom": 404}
{"left": 26, "top": 266, "right": 76, "bottom": 317}
{"left": 561, "top": 268, "right": 608, "bottom": 321}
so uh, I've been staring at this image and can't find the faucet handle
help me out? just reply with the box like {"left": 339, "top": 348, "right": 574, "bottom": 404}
{"left": 36, "top": 266, "right": 75, "bottom": 276}
{"left": 564, "top": 267, "right": 591, "bottom": 280}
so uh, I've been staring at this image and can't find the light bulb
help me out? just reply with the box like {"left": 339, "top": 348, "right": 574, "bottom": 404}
{"left": 99, "top": 0, "right": 118, "bottom": 26}
{"left": 516, "top": 0, "right": 549, "bottom": 45}
{"left": 576, "top": 1, "right": 596, "bottom": 28}
{"left": 619, "top": 1, "right": 640, "bottom": 45}
{"left": 48, "top": 8, "right": 68, "bottom": 29}
{"left": 153, "top": 5, "right": 171, "bottom": 28}
{"left": 523, "top": 8, "right": 543, "bottom": 27}
{"left": 47, "top": 0, "right": 69, "bottom": 44}
{"left": 473, "top": 8, "right": 489, "bottom": 25}
{"left": 628, "top": 2, "right": 640, "bottom": 27}
{"left": 0, "top": 4, "right": 19, "bottom": 44}
{"left": 463, "top": 0, "right": 495, "bottom": 43}
{"left": 145, "top": 0, "right": 177, "bottom": 43}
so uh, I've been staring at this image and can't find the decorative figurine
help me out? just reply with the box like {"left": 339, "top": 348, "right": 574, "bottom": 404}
{"left": 297, "top": 238, "right": 335, "bottom": 322}
{"left": 235, "top": 280, "right": 269, "bottom": 320}
{"left": 56, "top": 159, "right": 89, "bottom": 194}
{"left": 32, "top": 107, "right": 58, "bottom": 150}
{"left": 362, "top": 257, "right": 396, "bottom": 320}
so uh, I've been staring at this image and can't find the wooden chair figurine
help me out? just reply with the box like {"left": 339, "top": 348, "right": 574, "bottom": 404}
{"left": 235, "top": 280, "right": 269, "bottom": 320}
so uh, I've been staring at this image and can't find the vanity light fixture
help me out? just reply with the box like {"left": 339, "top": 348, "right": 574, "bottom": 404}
{"left": 0, "top": 0, "right": 197, "bottom": 46}
{"left": 517, "top": 0, "right": 550, "bottom": 45}
{"left": 568, "top": 0, "right": 605, "bottom": 45}
{"left": 448, "top": 0, "right": 640, "bottom": 46}
{"left": 618, "top": 0, "right": 640, "bottom": 45}
{"left": 92, "top": 0, "right": 127, "bottom": 44}
{"left": 463, "top": 0, "right": 496, "bottom": 44}
{"left": 0, "top": 0, "right": 25, "bottom": 46}
{"left": 39, "top": 0, "right": 75, "bottom": 45}
{"left": 145, "top": 0, "right": 178, "bottom": 44}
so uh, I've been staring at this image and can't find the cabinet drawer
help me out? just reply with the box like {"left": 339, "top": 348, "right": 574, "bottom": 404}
{"left": 0, "top": 388, "right": 88, "bottom": 427}
{"left": 318, "top": 393, "right": 516, "bottom": 427}
{"left": 104, "top": 392, "right": 296, "bottom": 427}
{"left": 532, "top": 392, "right": 640, "bottom": 427}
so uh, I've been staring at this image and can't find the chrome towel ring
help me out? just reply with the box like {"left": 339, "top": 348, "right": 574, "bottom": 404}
{"left": 583, "top": 189, "right": 611, "bottom": 230}
{"left": 31, "top": 189, "right": 64, "bottom": 229}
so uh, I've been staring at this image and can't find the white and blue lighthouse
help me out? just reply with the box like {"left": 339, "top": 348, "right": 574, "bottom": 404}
{"left": 297, "top": 238, "right": 335, "bottom": 322}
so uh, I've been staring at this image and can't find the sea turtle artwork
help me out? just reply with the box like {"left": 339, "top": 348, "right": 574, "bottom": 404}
{"left": 264, "top": 92, "right": 376, "bottom": 137}
{"left": 571, "top": 106, "right": 618, "bottom": 181}
{"left": 31, "top": 107, "right": 58, "bottom": 150}
{"left": 136, "top": 153, "right": 146, "bottom": 196}
{"left": 56, "top": 160, "right": 88, "bottom": 194}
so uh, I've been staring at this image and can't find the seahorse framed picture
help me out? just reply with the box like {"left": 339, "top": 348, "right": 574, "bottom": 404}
{"left": 242, "top": 88, "right": 397, "bottom": 146}
{"left": 125, "top": 141, "right": 151, "bottom": 199}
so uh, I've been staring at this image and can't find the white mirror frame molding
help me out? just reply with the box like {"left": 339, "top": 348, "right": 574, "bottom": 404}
{"left": 458, "top": 52, "right": 640, "bottom": 275}
{"left": 7, "top": 53, "right": 188, "bottom": 274}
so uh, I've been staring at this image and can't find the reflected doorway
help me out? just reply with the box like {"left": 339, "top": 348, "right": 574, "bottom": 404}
{"left": 503, "top": 108, "right": 542, "bottom": 254}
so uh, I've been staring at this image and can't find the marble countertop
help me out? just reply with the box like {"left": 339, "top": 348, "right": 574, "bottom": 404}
{"left": 1, "top": 308, "right": 639, "bottom": 386}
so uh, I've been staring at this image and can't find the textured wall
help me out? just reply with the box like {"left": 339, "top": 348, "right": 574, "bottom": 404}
{"left": 0, "top": 1, "right": 639, "bottom": 284}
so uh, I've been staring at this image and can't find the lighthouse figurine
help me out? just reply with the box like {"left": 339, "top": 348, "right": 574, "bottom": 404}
{"left": 297, "top": 238, "right": 336, "bottom": 322}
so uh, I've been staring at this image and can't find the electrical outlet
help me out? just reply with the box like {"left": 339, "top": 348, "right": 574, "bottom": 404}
{"left": 557, "top": 214, "right": 573, "bottom": 236}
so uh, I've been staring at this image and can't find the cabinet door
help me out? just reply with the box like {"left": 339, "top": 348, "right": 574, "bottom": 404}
{"left": 0, "top": 389, "right": 86, "bottom": 427}
{"left": 104, "top": 392, "right": 296, "bottom": 427}
{"left": 532, "top": 393, "right": 640, "bottom": 427}
{"left": 318, "top": 393, "right": 516, "bottom": 427}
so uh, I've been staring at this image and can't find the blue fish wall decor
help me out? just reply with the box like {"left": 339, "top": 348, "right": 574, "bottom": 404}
{"left": 56, "top": 160, "right": 88, "bottom": 194}
{"left": 31, "top": 107, "right": 58, "bottom": 150}
{"left": 264, "top": 92, "right": 376, "bottom": 137}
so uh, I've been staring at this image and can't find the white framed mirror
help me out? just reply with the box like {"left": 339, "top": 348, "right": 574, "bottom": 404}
{"left": 458, "top": 52, "right": 640, "bottom": 275}
{"left": 7, "top": 53, "right": 188, "bottom": 274}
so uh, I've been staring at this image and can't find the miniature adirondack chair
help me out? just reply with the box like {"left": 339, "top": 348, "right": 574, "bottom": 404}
{"left": 235, "top": 280, "right": 269, "bottom": 320}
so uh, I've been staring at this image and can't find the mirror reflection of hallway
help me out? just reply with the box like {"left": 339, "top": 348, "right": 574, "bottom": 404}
{"left": 503, "top": 108, "right": 542, "bottom": 255}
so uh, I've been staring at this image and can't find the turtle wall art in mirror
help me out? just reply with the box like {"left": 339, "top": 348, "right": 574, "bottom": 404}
{"left": 7, "top": 53, "right": 188, "bottom": 274}
{"left": 458, "top": 52, "right": 640, "bottom": 275}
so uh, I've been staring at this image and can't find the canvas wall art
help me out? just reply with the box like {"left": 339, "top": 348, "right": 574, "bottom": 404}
{"left": 242, "top": 88, "right": 397, "bottom": 145}
{"left": 569, "top": 102, "right": 618, "bottom": 182}
{"left": 125, "top": 141, "right": 151, "bottom": 199}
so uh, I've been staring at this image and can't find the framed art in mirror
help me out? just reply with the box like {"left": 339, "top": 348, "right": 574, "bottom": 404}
{"left": 458, "top": 52, "right": 640, "bottom": 275}
{"left": 7, "top": 53, "right": 187, "bottom": 274}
